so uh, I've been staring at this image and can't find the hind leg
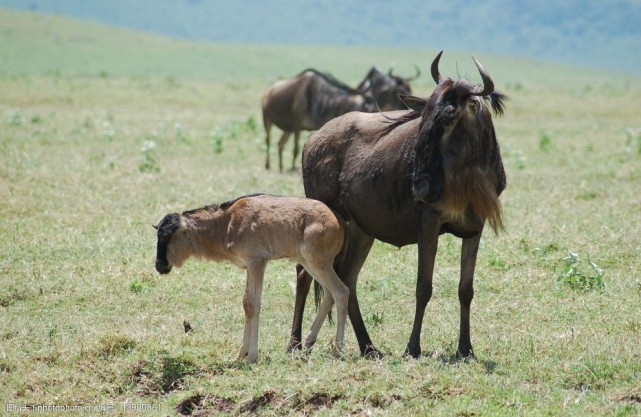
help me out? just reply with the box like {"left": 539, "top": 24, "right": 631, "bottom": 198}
{"left": 277, "top": 131, "right": 291, "bottom": 173}
{"left": 288, "top": 265, "right": 312, "bottom": 351}
{"left": 291, "top": 130, "right": 301, "bottom": 171}
{"left": 303, "top": 287, "right": 334, "bottom": 350}
{"left": 264, "top": 119, "right": 272, "bottom": 170}
{"left": 303, "top": 264, "right": 349, "bottom": 357}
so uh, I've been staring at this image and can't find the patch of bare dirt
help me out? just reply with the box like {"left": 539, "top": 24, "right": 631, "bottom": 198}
{"left": 175, "top": 393, "right": 236, "bottom": 416}
{"left": 239, "top": 390, "right": 279, "bottom": 414}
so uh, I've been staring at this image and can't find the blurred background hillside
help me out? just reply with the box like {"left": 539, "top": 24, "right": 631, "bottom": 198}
{"left": 0, "top": 0, "right": 639, "bottom": 73}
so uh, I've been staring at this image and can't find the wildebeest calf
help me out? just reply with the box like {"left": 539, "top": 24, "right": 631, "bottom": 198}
{"left": 154, "top": 194, "right": 349, "bottom": 364}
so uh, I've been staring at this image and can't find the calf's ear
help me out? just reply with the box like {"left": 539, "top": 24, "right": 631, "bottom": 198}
{"left": 399, "top": 95, "right": 427, "bottom": 111}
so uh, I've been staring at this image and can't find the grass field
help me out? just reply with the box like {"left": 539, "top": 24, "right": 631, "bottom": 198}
{"left": 1, "top": 8, "right": 641, "bottom": 416}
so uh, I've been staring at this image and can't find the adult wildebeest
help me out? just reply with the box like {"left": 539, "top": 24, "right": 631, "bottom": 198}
{"left": 289, "top": 51, "right": 507, "bottom": 359}
{"left": 356, "top": 66, "right": 420, "bottom": 111}
{"left": 262, "top": 69, "right": 375, "bottom": 172}
{"left": 154, "top": 194, "right": 349, "bottom": 364}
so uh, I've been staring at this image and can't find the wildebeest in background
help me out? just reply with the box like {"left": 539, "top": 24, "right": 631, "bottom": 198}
{"left": 262, "top": 69, "right": 375, "bottom": 172}
{"left": 154, "top": 194, "right": 350, "bottom": 364}
{"left": 289, "top": 51, "right": 507, "bottom": 359}
{"left": 356, "top": 66, "right": 421, "bottom": 111}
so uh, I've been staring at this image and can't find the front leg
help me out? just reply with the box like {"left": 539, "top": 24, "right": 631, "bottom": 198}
{"left": 238, "top": 261, "right": 266, "bottom": 364}
{"left": 405, "top": 211, "right": 440, "bottom": 358}
{"left": 337, "top": 223, "right": 378, "bottom": 358}
{"left": 457, "top": 230, "right": 483, "bottom": 359}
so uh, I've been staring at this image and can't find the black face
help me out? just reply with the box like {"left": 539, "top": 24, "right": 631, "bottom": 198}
{"left": 155, "top": 235, "right": 172, "bottom": 274}
{"left": 154, "top": 213, "right": 180, "bottom": 274}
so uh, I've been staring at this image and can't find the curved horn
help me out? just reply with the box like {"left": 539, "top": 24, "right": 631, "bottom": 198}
{"left": 407, "top": 65, "right": 421, "bottom": 81}
{"left": 431, "top": 50, "right": 444, "bottom": 84}
{"left": 469, "top": 56, "right": 494, "bottom": 96}
{"left": 390, "top": 65, "right": 421, "bottom": 82}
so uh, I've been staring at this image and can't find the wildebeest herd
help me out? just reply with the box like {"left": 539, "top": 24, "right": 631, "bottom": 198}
{"left": 262, "top": 65, "right": 418, "bottom": 172}
{"left": 155, "top": 51, "right": 507, "bottom": 363}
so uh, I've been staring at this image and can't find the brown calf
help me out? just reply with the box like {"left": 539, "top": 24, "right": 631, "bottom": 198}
{"left": 154, "top": 194, "right": 349, "bottom": 363}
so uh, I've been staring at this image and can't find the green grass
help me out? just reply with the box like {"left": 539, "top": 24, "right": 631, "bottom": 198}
{"left": 1, "top": 8, "right": 641, "bottom": 417}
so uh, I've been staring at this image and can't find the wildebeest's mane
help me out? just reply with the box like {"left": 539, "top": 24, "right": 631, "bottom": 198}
{"left": 182, "top": 204, "right": 218, "bottom": 216}
{"left": 219, "top": 193, "right": 265, "bottom": 210}
{"left": 181, "top": 193, "right": 266, "bottom": 216}
{"left": 381, "top": 109, "right": 422, "bottom": 136}
{"left": 297, "top": 68, "right": 363, "bottom": 95}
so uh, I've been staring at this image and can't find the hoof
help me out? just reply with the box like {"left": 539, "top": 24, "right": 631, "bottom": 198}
{"left": 363, "top": 345, "right": 384, "bottom": 360}
{"left": 332, "top": 347, "right": 343, "bottom": 359}
{"left": 456, "top": 347, "right": 476, "bottom": 361}
{"left": 287, "top": 339, "right": 303, "bottom": 352}
{"left": 404, "top": 344, "right": 421, "bottom": 359}
{"left": 331, "top": 341, "right": 344, "bottom": 359}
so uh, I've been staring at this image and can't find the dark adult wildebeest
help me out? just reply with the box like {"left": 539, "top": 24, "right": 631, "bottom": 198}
{"left": 289, "top": 51, "right": 507, "bottom": 359}
{"left": 262, "top": 69, "right": 375, "bottom": 172}
{"left": 356, "top": 66, "right": 420, "bottom": 111}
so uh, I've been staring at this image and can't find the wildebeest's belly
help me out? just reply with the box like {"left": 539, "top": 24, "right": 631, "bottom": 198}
{"left": 355, "top": 210, "right": 421, "bottom": 247}
{"left": 347, "top": 202, "right": 483, "bottom": 244}
{"left": 339, "top": 172, "right": 484, "bottom": 245}
{"left": 339, "top": 173, "right": 422, "bottom": 247}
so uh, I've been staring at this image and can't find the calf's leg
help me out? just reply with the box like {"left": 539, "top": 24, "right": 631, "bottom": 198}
{"left": 238, "top": 261, "right": 266, "bottom": 364}
{"left": 289, "top": 223, "right": 378, "bottom": 358}
{"left": 303, "top": 265, "right": 349, "bottom": 357}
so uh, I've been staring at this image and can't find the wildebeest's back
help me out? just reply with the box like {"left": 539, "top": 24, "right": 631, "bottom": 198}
{"left": 262, "top": 75, "right": 312, "bottom": 132}
{"left": 303, "top": 111, "right": 424, "bottom": 247}
{"left": 225, "top": 195, "right": 345, "bottom": 263}
{"left": 263, "top": 71, "right": 368, "bottom": 134}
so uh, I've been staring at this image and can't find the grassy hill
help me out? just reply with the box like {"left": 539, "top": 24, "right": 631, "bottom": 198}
{"left": 1, "top": 0, "right": 640, "bottom": 73}
{"left": 1, "top": 8, "right": 638, "bottom": 90}
{"left": 1, "top": 8, "right": 641, "bottom": 416}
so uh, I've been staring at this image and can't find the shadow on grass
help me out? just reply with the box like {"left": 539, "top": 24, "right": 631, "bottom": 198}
{"left": 432, "top": 351, "right": 499, "bottom": 374}
{"left": 127, "top": 355, "right": 250, "bottom": 397}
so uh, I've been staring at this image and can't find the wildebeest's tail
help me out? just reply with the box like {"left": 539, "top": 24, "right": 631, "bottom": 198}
{"left": 313, "top": 214, "right": 350, "bottom": 323}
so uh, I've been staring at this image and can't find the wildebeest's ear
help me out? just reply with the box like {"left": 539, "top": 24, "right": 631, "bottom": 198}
{"left": 153, "top": 224, "right": 159, "bottom": 230}
{"left": 399, "top": 95, "right": 427, "bottom": 111}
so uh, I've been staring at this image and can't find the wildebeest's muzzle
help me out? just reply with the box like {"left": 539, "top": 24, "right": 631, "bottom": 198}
{"left": 155, "top": 258, "right": 172, "bottom": 274}
{"left": 155, "top": 235, "right": 173, "bottom": 274}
